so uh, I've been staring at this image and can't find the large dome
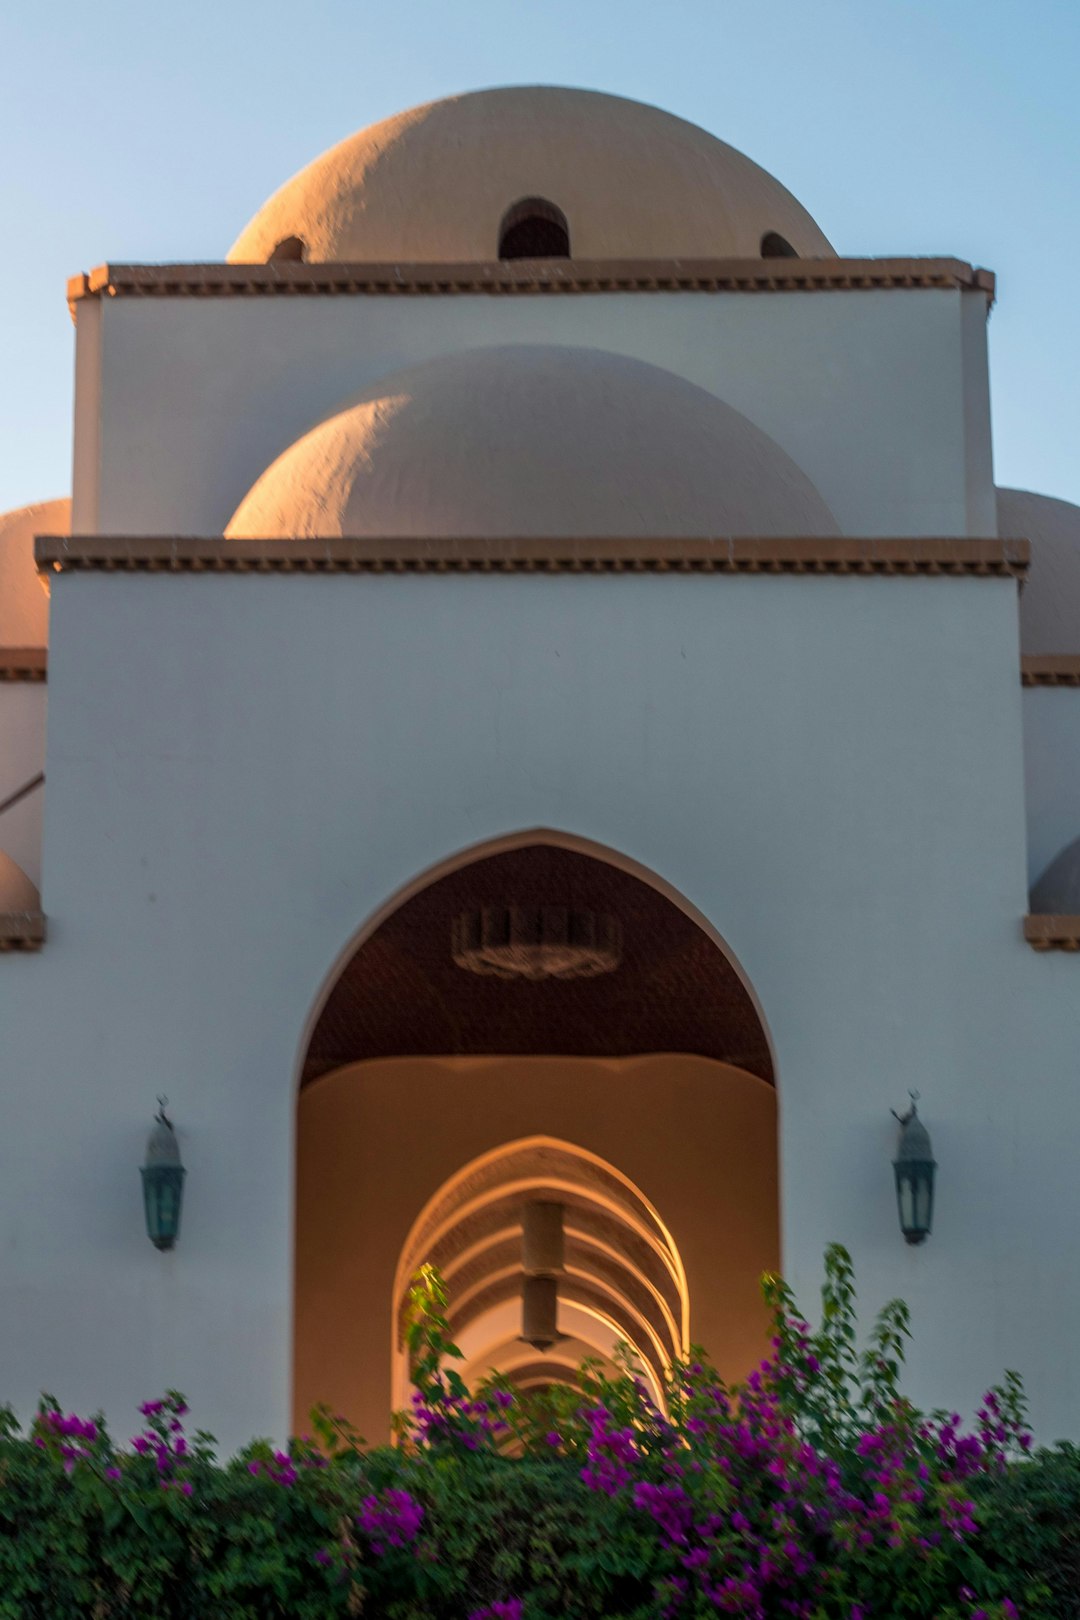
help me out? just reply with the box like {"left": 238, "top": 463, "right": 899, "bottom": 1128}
{"left": 1031, "top": 836, "right": 1080, "bottom": 915}
{"left": 997, "top": 487, "right": 1080, "bottom": 655}
{"left": 0, "top": 498, "right": 70, "bottom": 647}
{"left": 0, "top": 851, "right": 40, "bottom": 914}
{"left": 225, "top": 346, "right": 840, "bottom": 542}
{"left": 228, "top": 86, "right": 833, "bottom": 265}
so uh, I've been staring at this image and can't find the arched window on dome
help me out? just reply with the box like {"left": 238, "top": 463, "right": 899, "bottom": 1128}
{"left": 269, "top": 235, "right": 306, "bottom": 263}
{"left": 498, "top": 198, "right": 570, "bottom": 260}
{"left": 760, "top": 231, "right": 798, "bottom": 259}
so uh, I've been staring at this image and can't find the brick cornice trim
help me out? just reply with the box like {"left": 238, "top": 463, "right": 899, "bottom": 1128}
{"left": 1021, "top": 655, "right": 1080, "bottom": 688}
{"left": 1024, "top": 916, "right": 1080, "bottom": 952}
{"left": 36, "top": 535, "right": 1029, "bottom": 579}
{"left": 0, "top": 647, "right": 47, "bottom": 682}
{"left": 66, "top": 257, "right": 995, "bottom": 310}
{"left": 0, "top": 912, "right": 46, "bottom": 951}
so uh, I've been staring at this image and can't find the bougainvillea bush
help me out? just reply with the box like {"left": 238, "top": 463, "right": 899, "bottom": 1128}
{"left": 0, "top": 1247, "right": 1065, "bottom": 1618}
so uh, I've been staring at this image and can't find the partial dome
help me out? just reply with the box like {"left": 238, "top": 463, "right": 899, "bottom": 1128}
{"left": 997, "top": 487, "right": 1080, "bottom": 655}
{"left": 0, "top": 851, "right": 40, "bottom": 914}
{"left": 228, "top": 86, "right": 833, "bottom": 265}
{"left": 0, "top": 498, "right": 70, "bottom": 646}
{"left": 1031, "top": 836, "right": 1080, "bottom": 915}
{"left": 225, "top": 346, "right": 840, "bottom": 542}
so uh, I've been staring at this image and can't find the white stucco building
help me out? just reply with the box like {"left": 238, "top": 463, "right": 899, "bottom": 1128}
{"left": 2, "top": 86, "right": 1079, "bottom": 1452}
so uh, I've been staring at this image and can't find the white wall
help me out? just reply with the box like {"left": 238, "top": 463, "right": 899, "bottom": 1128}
{"left": 961, "top": 288, "right": 997, "bottom": 536}
{"left": 3, "top": 564, "right": 1078, "bottom": 1450}
{"left": 73, "top": 287, "right": 994, "bottom": 540}
{"left": 1023, "top": 688, "right": 1080, "bottom": 888}
{"left": 0, "top": 686, "right": 46, "bottom": 885}
{"left": 71, "top": 298, "right": 102, "bottom": 535}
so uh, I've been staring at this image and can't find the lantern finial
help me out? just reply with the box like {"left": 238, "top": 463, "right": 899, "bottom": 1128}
{"left": 891, "top": 1089, "right": 920, "bottom": 1127}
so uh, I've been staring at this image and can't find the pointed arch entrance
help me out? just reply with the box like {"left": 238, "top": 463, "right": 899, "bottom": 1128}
{"left": 294, "top": 832, "right": 779, "bottom": 1441}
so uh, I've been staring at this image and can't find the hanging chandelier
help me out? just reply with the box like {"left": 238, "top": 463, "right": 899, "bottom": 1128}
{"left": 451, "top": 906, "right": 621, "bottom": 980}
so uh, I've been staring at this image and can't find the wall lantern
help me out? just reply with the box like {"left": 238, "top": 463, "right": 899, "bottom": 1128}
{"left": 521, "top": 1274, "right": 564, "bottom": 1352}
{"left": 141, "top": 1098, "right": 185, "bottom": 1251}
{"left": 891, "top": 1091, "right": 936, "bottom": 1246}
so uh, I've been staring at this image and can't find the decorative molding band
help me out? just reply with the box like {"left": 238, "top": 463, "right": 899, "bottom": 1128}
{"left": 1021, "top": 655, "right": 1080, "bottom": 688}
{"left": 36, "top": 535, "right": 1030, "bottom": 580}
{"left": 1024, "top": 916, "right": 1080, "bottom": 952}
{"left": 0, "top": 912, "right": 46, "bottom": 952}
{"left": 67, "top": 257, "right": 995, "bottom": 310}
{"left": 0, "top": 647, "right": 47, "bottom": 682}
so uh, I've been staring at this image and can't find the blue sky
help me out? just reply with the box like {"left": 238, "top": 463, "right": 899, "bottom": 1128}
{"left": 1, "top": 0, "right": 1077, "bottom": 514}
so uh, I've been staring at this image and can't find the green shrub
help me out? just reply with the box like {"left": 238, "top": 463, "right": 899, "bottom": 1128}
{"left": 975, "top": 1443, "right": 1080, "bottom": 1619}
{"left": 0, "top": 1250, "right": 1057, "bottom": 1618}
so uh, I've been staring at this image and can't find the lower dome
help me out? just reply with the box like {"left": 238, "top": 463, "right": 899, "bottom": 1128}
{"left": 997, "top": 487, "right": 1080, "bottom": 655}
{"left": 1031, "top": 837, "right": 1080, "bottom": 916}
{"left": 0, "top": 497, "right": 70, "bottom": 646}
{"left": 225, "top": 347, "right": 839, "bottom": 541}
{"left": 0, "top": 851, "right": 40, "bottom": 914}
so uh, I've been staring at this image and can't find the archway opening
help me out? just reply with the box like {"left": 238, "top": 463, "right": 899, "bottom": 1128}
{"left": 392, "top": 1137, "right": 688, "bottom": 1411}
{"left": 295, "top": 837, "right": 778, "bottom": 1441}
{"left": 269, "top": 234, "right": 306, "bottom": 262}
{"left": 498, "top": 197, "right": 571, "bottom": 260}
{"left": 760, "top": 230, "right": 798, "bottom": 258}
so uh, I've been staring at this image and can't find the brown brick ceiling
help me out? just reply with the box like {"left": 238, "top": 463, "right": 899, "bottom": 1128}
{"left": 302, "top": 845, "right": 772, "bottom": 1086}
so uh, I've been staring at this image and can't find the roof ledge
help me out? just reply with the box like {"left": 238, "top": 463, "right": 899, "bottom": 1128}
{"left": 66, "top": 256, "right": 996, "bottom": 311}
{"left": 1021, "top": 655, "right": 1080, "bottom": 688}
{"left": 0, "top": 912, "right": 46, "bottom": 951}
{"left": 0, "top": 647, "right": 47, "bottom": 682}
{"left": 35, "top": 534, "right": 1030, "bottom": 579}
{"left": 1024, "top": 915, "right": 1080, "bottom": 952}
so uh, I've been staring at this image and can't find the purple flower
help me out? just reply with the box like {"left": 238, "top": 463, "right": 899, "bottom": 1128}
{"left": 356, "top": 1487, "right": 424, "bottom": 1555}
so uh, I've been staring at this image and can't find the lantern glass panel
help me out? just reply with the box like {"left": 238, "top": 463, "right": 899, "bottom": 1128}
{"left": 894, "top": 1160, "right": 934, "bottom": 1245}
{"left": 142, "top": 1165, "right": 185, "bottom": 1250}
{"left": 897, "top": 1174, "right": 916, "bottom": 1233}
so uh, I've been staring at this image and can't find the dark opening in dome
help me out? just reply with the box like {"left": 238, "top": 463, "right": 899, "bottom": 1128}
{"left": 499, "top": 198, "right": 570, "bottom": 260}
{"left": 269, "top": 235, "right": 306, "bottom": 263}
{"left": 760, "top": 230, "right": 798, "bottom": 258}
